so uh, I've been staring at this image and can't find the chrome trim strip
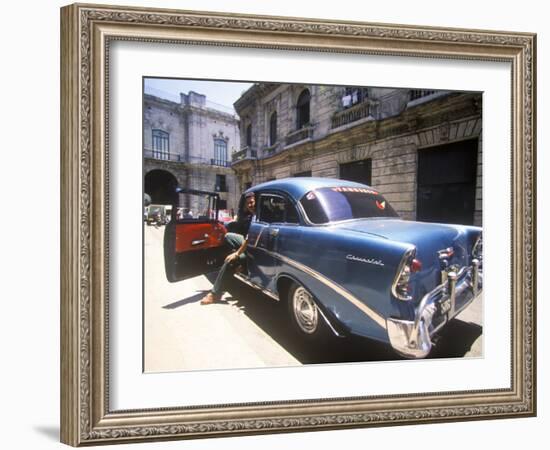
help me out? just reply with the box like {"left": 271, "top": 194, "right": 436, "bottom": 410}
{"left": 391, "top": 247, "right": 416, "bottom": 301}
{"left": 448, "top": 271, "right": 457, "bottom": 317}
{"left": 233, "top": 272, "right": 279, "bottom": 301}
{"left": 472, "top": 234, "right": 483, "bottom": 260}
{"left": 252, "top": 246, "right": 387, "bottom": 329}
{"left": 314, "top": 305, "right": 345, "bottom": 337}
{"left": 253, "top": 226, "right": 265, "bottom": 247}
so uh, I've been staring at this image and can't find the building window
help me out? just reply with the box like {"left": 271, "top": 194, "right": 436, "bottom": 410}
{"left": 216, "top": 174, "right": 227, "bottom": 192}
{"left": 246, "top": 124, "right": 252, "bottom": 147}
{"left": 296, "top": 89, "right": 311, "bottom": 129}
{"left": 213, "top": 139, "right": 228, "bottom": 166}
{"left": 339, "top": 159, "right": 372, "bottom": 185}
{"left": 152, "top": 129, "right": 169, "bottom": 160}
{"left": 341, "top": 87, "right": 368, "bottom": 108}
{"left": 269, "top": 111, "right": 278, "bottom": 146}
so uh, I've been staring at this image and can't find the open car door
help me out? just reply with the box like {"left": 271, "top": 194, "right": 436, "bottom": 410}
{"left": 164, "top": 188, "right": 228, "bottom": 282}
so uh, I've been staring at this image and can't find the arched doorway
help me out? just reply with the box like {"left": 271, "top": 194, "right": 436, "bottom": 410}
{"left": 144, "top": 169, "right": 178, "bottom": 205}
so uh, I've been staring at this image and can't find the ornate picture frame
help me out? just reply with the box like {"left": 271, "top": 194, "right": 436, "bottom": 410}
{"left": 60, "top": 3, "right": 536, "bottom": 446}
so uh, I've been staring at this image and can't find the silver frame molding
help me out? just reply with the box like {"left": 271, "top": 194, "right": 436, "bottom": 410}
{"left": 60, "top": 3, "right": 536, "bottom": 446}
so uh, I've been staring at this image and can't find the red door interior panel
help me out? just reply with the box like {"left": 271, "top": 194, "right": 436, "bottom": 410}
{"left": 175, "top": 221, "right": 227, "bottom": 253}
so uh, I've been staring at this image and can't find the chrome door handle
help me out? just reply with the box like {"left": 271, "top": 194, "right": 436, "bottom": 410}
{"left": 269, "top": 228, "right": 279, "bottom": 237}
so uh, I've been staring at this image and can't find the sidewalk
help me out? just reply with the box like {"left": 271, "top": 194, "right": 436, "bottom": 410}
{"left": 143, "top": 226, "right": 299, "bottom": 373}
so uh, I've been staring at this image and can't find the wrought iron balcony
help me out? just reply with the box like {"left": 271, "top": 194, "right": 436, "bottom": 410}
{"left": 263, "top": 142, "right": 281, "bottom": 157}
{"left": 210, "top": 159, "right": 231, "bottom": 167}
{"left": 410, "top": 89, "right": 437, "bottom": 101}
{"left": 144, "top": 150, "right": 230, "bottom": 167}
{"left": 231, "top": 146, "right": 257, "bottom": 162}
{"left": 285, "top": 125, "right": 315, "bottom": 146}
{"left": 331, "top": 101, "right": 373, "bottom": 129}
{"left": 143, "top": 150, "right": 184, "bottom": 162}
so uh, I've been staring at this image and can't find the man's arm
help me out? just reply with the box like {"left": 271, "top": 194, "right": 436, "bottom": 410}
{"left": 236, "top": 237, "right": 248, "bottom": 256}
{"left": 225, "top": 237, "right": 248, "bottom": 263}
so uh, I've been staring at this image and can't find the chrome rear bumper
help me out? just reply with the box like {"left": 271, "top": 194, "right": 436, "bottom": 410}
{"left": 386, "top": 259, "right": 482, "bottom": 358}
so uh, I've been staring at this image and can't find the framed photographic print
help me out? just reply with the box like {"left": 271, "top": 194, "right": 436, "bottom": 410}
{"left": 60, "top": 3, "right": 536, "bottom": 446}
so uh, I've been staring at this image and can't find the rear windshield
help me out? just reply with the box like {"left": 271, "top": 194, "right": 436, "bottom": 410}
{"left": 300, "top": 187, "right": 399, "bottom": 224}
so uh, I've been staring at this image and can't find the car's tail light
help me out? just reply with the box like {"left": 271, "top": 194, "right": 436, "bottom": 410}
{"left": 472, "top": 234, "right": 483, "bottom": 262}
{"left": 392, "top": 249, "right": 419, "bottom": 301}
{"left": 410, "top": 258, "right": 422, "bottom": 273}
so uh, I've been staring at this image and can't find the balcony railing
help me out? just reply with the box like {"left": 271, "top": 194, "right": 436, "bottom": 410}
{"left": 144, "top": 150, "right": 183, "bottom": 162}
{"left": 210, "top": 159, "right": 231, "bottom": 167}
{"left": 231, "top": 146, "right": 257, "bottom": 162}
{"left": 331, "top": 101, "right": 372, "bottom": 129}
{"left": 144, "top": 150, "right": 229, "bottom": 167}
{"left": 410, "top": 90, "right": 437, "bottom": 101}
{"left": 285, "top": 125, "right": 315, "bottom": 146}
{"left": 263, "top": 142, "right": 281, "bottom": 157}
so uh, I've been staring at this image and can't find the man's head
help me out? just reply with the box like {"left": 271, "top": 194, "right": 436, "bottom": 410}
{"left": 244, "top": 192, "right": 255, "bottom": 215}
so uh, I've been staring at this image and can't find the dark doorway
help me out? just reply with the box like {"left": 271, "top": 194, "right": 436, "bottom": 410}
{"left": 144, "top": 169, "right": 178, "bottom": 205}
{"left": 339, "top": 159, "right": 372, "bottom": 185}
{"left": 416, "top": 139, "right": 478, "bottom": 225}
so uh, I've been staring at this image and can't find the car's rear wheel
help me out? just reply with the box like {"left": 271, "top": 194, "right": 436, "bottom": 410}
{"left": 287, "top": 282, "right": 328, "bottom": 341}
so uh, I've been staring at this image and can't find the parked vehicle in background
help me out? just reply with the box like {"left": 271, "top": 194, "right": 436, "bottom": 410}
{"left": 218, "top": 209, "right": 234, "bottom": 224}
{"left": 146, "top": 204, "right": 172, "bottom": 226}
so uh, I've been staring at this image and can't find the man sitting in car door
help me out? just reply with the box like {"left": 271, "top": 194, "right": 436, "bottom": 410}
{"left": 200, "top": 191, "right": 256, "bottom": 305}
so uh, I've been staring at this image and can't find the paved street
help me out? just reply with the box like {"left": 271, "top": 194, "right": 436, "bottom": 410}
{"left": 144, "top": 225, "right": 483, "bottom": 373}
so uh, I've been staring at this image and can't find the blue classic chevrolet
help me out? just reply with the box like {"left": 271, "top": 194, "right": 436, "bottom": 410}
{"left": 164, "top": 178, "right": 482, "bottom": 359}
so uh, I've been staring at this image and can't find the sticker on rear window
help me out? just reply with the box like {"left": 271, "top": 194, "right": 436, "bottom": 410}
{"left": 332, "top": 187, "right": 379, "bottom": 195}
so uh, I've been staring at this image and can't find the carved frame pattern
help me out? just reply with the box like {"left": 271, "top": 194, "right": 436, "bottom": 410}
{"left": 60, "top": 3, "right": 536, "bottom": 446}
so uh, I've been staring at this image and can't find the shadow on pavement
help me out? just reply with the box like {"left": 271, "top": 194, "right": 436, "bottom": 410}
{"left": 225, "top": 279, "right": 401, "bottom": 365}
{"left": 162, "top": 291, "right": 210, "bottom": 309}
{"left": 161, "top": 272, "right": 221, "bottom": 309}
{"left": 428, "top": 320, "right": 483, "bottom": 359}
{"left": 225, "top": 278, "right": 482, "bottom": 365}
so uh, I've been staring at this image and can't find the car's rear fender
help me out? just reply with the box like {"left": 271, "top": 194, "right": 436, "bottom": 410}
{"left": 275, "top": 227, "right": 415, "bottom": 342}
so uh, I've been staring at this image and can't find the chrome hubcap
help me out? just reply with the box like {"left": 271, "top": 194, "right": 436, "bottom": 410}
{"left": 292, "top": 287, "right": 318, "bottom": 334}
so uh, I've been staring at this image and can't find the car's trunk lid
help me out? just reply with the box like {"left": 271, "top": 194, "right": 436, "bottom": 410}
{"left": 332, "top": 218, "right": 472, "bottom": 293}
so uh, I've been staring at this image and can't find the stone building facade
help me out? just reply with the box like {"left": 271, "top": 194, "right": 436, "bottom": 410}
{"left": 232, "top": 84, "right": 482, "bottom": 226}
{"left": 144, "top": 91, "right": 240, "bottom": 214}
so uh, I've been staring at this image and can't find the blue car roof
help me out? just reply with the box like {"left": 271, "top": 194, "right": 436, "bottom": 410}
{"left": 246, "top": 177, "right": 375, "bottom": 201}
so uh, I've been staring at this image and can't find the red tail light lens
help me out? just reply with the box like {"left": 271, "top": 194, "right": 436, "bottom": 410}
{"left": 410, "top": 258, "right": 422, "bottom": 273}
